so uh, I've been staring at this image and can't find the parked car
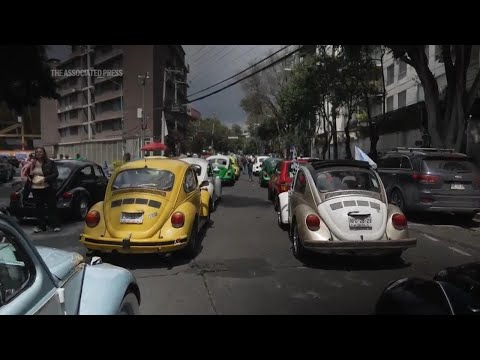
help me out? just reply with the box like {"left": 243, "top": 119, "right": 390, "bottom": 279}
{"left": 0, "top": 156, "right": 15, "bottom": 182}
{"left": 229, "top": 155, "right": 241, "bottom": 180}
{"left": 377, "top": 147, "right": 480, "bottom": 217}
{"left": 80, "top": 158, "right": 211, "bottom": 259}
{"left": 375, "top": 262, "right": 480, "bottom": 315}
{"left": 9, "top": 160, "right": 108, "bottom": 222}
{"left": 180, "top": 157, "right": 222, "bottom": 211}
{"left": 268, "top": 159, "right": 311, "bottom": 210}
{"left": 253, "top": 156, "right": 269, "bottom": 176}
{"left": 206, "top": 155, "right": 236, "bottom": 186}
{"left": 0, "top": 213, "right": 140, "bottom": 314}
{"left": 259, "top": 157, "right": 283, "bottom": 188}
{"left": 287, "top": 160, "right": 417, "bottom": 260}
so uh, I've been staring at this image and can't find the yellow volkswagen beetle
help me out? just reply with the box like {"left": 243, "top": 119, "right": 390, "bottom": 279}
{"left": 80, "top": 158, "right": 211, "bottom": 258}
{"left": 229, "top": 155, "right": 241, "bottom": 180}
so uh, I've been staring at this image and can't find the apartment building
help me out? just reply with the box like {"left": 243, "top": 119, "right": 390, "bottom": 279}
{"left": 41, "top": 45, "right": 190, "bottom": 163}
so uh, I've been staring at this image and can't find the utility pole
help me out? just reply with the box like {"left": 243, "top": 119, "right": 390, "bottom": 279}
{"left": 138, "top": 72, "right": 150, "bottom": 155}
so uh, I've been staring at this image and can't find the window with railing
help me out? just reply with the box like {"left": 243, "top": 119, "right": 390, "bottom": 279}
{"left": 69, "top": 126, "right": 79, "bottom": 136}
{"left": 398, "top": 90, "right": 407, "bottom": 108}
{"left": 387, "top": 95, "right": 394, "bottom": 112}
{"left": 386, "top": 64, "right": 394, "bottom": 85}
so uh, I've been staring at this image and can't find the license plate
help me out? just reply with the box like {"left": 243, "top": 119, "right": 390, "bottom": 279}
{"left": 120, "top": 213, "right": 144, "bottom": 224}
{"left": 349, "top": 215, "right": 372, "bottom": 230}
{"left": 451, "top": 183, "right": 465, "bottom": 190}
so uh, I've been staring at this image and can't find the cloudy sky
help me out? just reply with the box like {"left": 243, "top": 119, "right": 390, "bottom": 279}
{"left": 47, "top": 45, "right": 285, "bottom": 127}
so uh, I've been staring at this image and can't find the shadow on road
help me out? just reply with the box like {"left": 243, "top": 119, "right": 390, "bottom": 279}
{"left": 298, "top": 252, "right": 411, "bottom": 271}
{"left": 407, "top": 211, "right": 478, "bottom": 229}
{"left": 104, "top": 220, "right": 214, "bottom": 271}
{"left": 219, "top": 194, "right": 272, "bottom": 209}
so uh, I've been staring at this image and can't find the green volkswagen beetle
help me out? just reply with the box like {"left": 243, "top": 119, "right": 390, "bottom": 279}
{"left": 259, "top": 157, "right": 283, "bottom": 187}
{"left": 207, "top": 155, "right": 236, "bottom": 186}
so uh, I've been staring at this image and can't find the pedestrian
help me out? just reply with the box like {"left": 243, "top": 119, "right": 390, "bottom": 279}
{"left": 65, "top": 155, "right": 70, "bottom": 160}
{"left": 123, "top": 152, "right": 131, "bottom": 163}
{"left": 30, "top": 147, "right": 61, "bottom": 233}
{"left": 20, "top": 155, "right": 35, "bottom": 203}
{"left": 75, "top": 153, "right": 82, "bottom": 160}
{"left": 247, "top": 154, "right": 255, "bottom": 181}
{"left": 59, "top": 154, "right": 64, "bottom": 160}
{"left": 241, "top": 155, "right": 247, "bottom": 175}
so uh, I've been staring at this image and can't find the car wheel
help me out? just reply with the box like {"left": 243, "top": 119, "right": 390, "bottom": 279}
{"left": 181, "top": 219, "right": 198, "bottom": 259}
{"left": 391, "top": 189, "right": 405, "bottom": 212}
{"left": 207, "top": 199, "right": 213, "bottom": 224}
{"left": 267, "top": 186, "right": 273, "bottom": 201}
{"left": 274, "top": 195, "right": 280, "bottom": 212}
{"left": 75, "top": 196, "right": 89, "bottom": 220}
{"left": 117, "top": 292, "right": 140, "bottom": 315}
{"left": 291, "top": 220, "right": 307, "bottom": 260}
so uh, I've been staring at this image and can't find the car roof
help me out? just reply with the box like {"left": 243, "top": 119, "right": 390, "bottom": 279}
{"left": 55, "top": 159, "right": 99, "bottom": 168}
{"left": 384, "top": 148, "right": 467, "bottom": 158}
{"left": 119, "top": 158, "right": 190, "bottom": 173}
{"left": 178, "top": 157, "right": 208, "bottom": 167}
{"left": 309, "top": 159, "right": 372, "bottom": 170}
{"left": 207, "top": 155, "right": 229, "bottom": 161}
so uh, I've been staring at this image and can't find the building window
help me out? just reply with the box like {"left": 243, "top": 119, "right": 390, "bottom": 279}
{"left": 70, "top": 109, "right": 78, "bottom": 119}
{"left": 387, "top": 96, "right": 394, "bottom": 112}
{"left": 386, "top": 64, "right": 394, "bottom": 85}
{"left": 95, "top": 123, "right": 102, "bottom": 133}
{"left": 398, "top": 90, "right": 407, "bottom": 108}
{"left": 69, "top": 126, "right": 78, "bottom": 136}
{"left": 398, "top": 60, "right": 407, "bottom": 80}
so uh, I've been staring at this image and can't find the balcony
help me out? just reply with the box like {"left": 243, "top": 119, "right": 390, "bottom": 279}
{"left": 95, "top": 109, "right": 123, "bottom": 122}
{"left": 57, "top": 104, "right": 84, "bottom": 114}
{"left": 94, "top": 48, "right": 123, "bottom": 66}
{"left": 58, "top": 119, "right": 84, "bottom": 129}
{"left": 95, "top": 89, "right": 122, "bottom": 104}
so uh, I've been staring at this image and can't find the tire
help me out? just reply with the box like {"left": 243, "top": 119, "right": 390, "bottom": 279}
{"left": 291, "top": 220, "right": 307, "bottom": 260}
{"left": 180, "top": 219, "right": 198, "bottom": 259}
{"left": 75, "top": 195, "right": 89, "bottom": 220}
{"left": 274, "top": 195, "right": 280, "bottom": 212}
{"left": 117, "top": 292, "right": 140, "bottom": 315}
{"left": 207, "top": 199, "right": 212, "bottom": 225}
{"left": 390, "top": 189, "right": 405, "bottom": 212}
{"left": 278, "top": 212, "right": 289, "bottom": 231}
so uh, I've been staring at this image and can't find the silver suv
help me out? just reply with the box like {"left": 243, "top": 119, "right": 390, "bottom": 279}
{"left": 377, "top": 147, "right": 480, "bottom": 217}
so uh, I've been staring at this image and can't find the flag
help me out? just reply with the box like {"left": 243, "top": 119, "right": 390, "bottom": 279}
{"left": 354, "top": 146, "right": 377, "bottom": 169}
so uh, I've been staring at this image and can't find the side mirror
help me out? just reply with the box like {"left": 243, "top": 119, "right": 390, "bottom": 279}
{"left": 200, "top": 180, "right": 209, "bottom": 188}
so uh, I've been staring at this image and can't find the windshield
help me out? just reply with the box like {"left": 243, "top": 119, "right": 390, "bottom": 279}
{"left": 210, "top": 159, "right": 228, "bottom": 167}
{"left": 57, "top": 166, "right": 72, "bottom": 186}
{"left": 112, "top": 169, "right": 175, "bottom": 191}
{"left": 314, "top": 169, "right": 381, "bottom": 193}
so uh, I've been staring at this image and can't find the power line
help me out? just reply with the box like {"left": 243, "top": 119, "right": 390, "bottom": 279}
{"left": 186, "top": 45, "right": 303, "bottom": 104}
{"left": 188, "top": 45, "right": 293, "bottom": 97}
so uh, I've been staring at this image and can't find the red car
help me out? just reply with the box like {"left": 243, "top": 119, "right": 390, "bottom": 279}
{"left": 268, "top": 159, "right": 311, "bottom": 210}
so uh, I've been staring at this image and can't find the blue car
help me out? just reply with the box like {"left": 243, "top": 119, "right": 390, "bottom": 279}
{"left": 0, "top": 214, "right": 140, "bottom": 315}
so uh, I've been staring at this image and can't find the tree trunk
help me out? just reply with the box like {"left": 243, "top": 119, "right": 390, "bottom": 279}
{"left": 331, "top": 105, "right": 338, "bottom": 159}
{"left": 420, "top": 73, "right": 442, "bottom": 147}
{"left": 369, "top": 123, "right": 380, "bottom": 161}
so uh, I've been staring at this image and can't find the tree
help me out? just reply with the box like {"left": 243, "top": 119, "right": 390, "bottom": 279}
{"left": 386, "top": 45, "right": 480, "bottom": 151}
{"left": 0, "top": 46, "right": 58, "bottom": 114}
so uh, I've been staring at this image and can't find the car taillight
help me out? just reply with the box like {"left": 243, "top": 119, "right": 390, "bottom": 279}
{"left": 171, "top": 212, "right": 185, "bottom": 228}
{"left": 392, "top": 213, "right": 407, "bottom": 230}
{"left": 280, "top": 183, "right": 290, "bottom": 192}
{"left": 306, "top": 214, "right": 321, "bottom": 231}
{"left": 63, "top": 192, "right": 73, "bottom": 200}
{"left": 412, "top": 173, "right": 441, "bottom": 184}
{"left": 10, "top": 192, "right": 20, "bottom": 202}
{"left": 85, "top": 210, "right": 100, "bottom": 227}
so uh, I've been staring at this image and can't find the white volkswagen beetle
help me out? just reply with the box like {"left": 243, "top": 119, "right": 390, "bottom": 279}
{"left": 180, "top": 157, "right": 222, "bottom": 210}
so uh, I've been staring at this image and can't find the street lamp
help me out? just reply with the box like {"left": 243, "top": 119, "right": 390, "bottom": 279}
{"left": 97, "top": 76, "right": 124, "bottom": 155}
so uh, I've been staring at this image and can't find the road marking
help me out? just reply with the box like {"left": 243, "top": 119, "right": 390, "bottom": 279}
{"left": 448, "top": 247, "right": 471, "bottom": 257}
{"left": 423, "top": 234, "right": 440, "bottom": 242}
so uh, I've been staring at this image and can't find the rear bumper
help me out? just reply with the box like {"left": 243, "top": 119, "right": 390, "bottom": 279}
{"left": 304, "top": 238, "right": 417, "bottom": 253}
{"left": 80, "top": 234, "right": 189, "bottom": 254}
{"left": 411, "top": 192, "right": 480, "bottom": 214}
{"left": 411, "top": 203, "right": 480, "bottom": 215}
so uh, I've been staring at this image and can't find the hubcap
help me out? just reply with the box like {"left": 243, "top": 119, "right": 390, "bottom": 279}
{"left": 393, "top": 192, "right": 403, "bottom": 208}
{"left": 80, "top": 200, "right": 88, "bottom": 217}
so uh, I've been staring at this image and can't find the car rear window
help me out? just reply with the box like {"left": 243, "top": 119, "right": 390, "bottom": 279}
{"left": 112, "top": 169, "right": 175, "bottom": 191}
{"left": 423, "top": 158, "right": 478, "bottom": 174}
{"left": 313, "top": 169, "right": 381, "bottom": 193}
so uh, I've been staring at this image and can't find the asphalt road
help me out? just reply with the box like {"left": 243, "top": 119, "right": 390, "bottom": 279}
{"left": 6, "top": 173, "right": 480, "bottom": 315}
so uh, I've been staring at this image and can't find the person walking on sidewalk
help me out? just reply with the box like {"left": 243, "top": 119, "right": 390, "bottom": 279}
{"left": 30, "top": 147, "right": 61, "bottom": 233}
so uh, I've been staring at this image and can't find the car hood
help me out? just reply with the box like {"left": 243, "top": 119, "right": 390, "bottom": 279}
{"left": 36, "top": 246, "right": 84, "bottom": 281}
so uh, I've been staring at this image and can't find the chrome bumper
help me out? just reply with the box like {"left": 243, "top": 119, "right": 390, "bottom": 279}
{"left": 304, "top": 238, "right": 417, "bottom": 251}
